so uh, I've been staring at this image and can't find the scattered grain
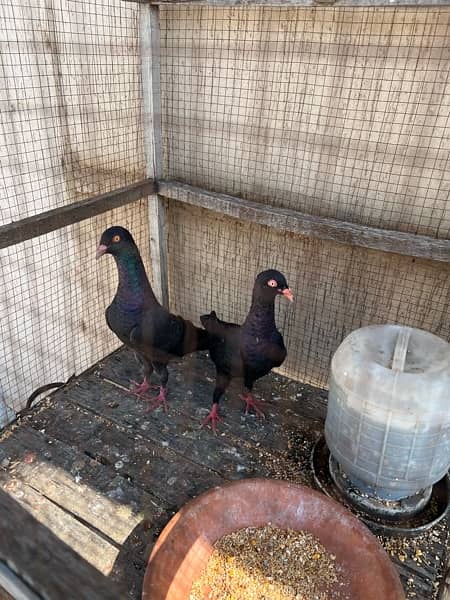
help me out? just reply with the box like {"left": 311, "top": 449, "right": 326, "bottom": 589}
{"left": 190, "top": 524, "right": 339, "bottom": 600}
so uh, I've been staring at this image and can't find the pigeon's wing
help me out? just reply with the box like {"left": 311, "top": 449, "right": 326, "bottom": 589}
{"left": 207, "top": 322, "right": 243, "bottom": 378}
{"left": 138, "top": 308, "right": 184, "bottom": 353}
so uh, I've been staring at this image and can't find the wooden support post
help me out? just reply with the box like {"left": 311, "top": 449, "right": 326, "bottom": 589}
{"left": 140, "top": 4, "right": 169, "bottom": 308}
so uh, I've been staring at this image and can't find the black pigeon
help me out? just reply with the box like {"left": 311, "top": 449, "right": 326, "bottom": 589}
{"left": 96, "top": 226, "right": 210, "bottom": 411}
{"left": 200, "top": 269, "right": 293, "bottom": 432}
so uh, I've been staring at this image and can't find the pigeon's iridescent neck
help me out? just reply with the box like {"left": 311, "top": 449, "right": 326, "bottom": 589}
{"left": 114, "top": 250, "right": 157, "bottom": 309}
{"left": 245, "top": 298, "right": 276, "bottom": 332}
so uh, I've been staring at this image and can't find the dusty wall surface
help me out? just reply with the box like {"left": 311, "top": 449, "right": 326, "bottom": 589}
{"left": 0, "top": 0, "right": 148, "bottom": 421}
{"left": 1, "top": 3, "right": 449, "bottom": 421}
{"left": 160, "top": 6, "right": 450, "bottom": 388}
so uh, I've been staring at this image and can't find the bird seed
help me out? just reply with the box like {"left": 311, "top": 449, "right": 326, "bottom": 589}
{"left": 189, "top": 524, "right": 339, "bottom": 599}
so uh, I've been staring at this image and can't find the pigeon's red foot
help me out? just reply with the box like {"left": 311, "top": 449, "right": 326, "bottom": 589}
{"left": 130, "top": 377, "right": 158, "bottom": 397}
{"left": 201, "top": 403, "right": 224, "bottom": 433}
{"left": 240, "top": 392, "right": 266, "bottom": 419}
{"left": 145, "top": 386, "right": 169, "bottom": 413}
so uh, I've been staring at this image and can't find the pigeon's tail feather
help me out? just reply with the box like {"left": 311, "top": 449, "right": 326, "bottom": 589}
{"left": 195, "top": 325, "right": 212, "bottom": 351}
{"left": 200, "top": 311, "right": 222, "bottom": 335}
{"left": 178, "top": 319, "right": 213, "bottom": 354}
{"left": 200, "top": 310, "right": 217, "bottom": 328}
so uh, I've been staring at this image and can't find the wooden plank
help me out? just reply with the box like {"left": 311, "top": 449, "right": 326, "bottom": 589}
{"left": 149, "top": 0, "right": 450, "bottom": 5}
{"left": 0, "top": 563, "right": 40, "bottom": 600}
{"left": 79, "top": 348, "right": 322, "bottom": 486}
{"left": 0, "top": 179, "right": 155, "bottom": 250}
{"left": 140, "top": 5, "right": 169, "bottom": 308}
{"left": 0, "top": 425, "right": 164, "bottom": 539}
{"left": 0, "top": 424, "right": 166, "bottom": 598}
{"left": 63, "top": 373, "right": 266, "bottom": 481}
{"left": 0, "top": 488, "right": 122, "bottom": 599}
{"left": 1, "top": 475, "right": 120, "bottom": 575}
{"left": 158, "top": 180, "right": 450, "bottom": 263}
{"left": 27, "top": 397, "right": 225, "bottom": 506}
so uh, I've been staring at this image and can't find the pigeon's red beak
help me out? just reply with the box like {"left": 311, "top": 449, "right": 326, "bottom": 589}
{"left": 96, "top": 244, "right": 108, "bottom": 259}
{"left": 281, "top": 288, "right": 294, "bottom": 302}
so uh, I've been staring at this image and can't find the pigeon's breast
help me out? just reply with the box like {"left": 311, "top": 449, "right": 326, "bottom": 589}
{"left": 106, "top": 301, "right": 142, "bottom": 344}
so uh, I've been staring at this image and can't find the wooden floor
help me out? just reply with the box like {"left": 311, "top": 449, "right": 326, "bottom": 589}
{"left": 0, "top": 347, "right": 448, "bottom": 599}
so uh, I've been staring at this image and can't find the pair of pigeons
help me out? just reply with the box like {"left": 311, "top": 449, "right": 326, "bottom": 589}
{"left": 96, "top": 226, "right": 293, "bottom": 432}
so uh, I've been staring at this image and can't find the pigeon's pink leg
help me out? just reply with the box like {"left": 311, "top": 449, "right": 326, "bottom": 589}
{"left": 130, "top": 377, "right": 158, "bottom": 398}
{"left": 240, "top": 392, "right": 266, "bottom": 418}
{"left": 201, "top": 403, "right": 224, "bottom": 433}
{"left": 145, "top": 386, "right": 169, "bottom": 413}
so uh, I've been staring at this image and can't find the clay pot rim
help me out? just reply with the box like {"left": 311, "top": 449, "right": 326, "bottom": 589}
{"left": 143, "top": 477, "right": 405, "bottom": 600}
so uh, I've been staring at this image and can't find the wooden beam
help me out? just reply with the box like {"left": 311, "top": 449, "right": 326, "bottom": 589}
{"left": 0, "top": 562, "right": 41, "bottom": 600}
{"left": 0, "top": 179, "right": 155, "bottom": 250}
{"left": 145, "top": 0, "right": 450, "bottom": 6}
{"left": 158, "top": 180, "right": 450, "bottom": 263}
{"left": 0, "top": 489, "right": 122, "bottom": 600}
{"left": 140, "top": 5, "right": 169, "bottom": 308}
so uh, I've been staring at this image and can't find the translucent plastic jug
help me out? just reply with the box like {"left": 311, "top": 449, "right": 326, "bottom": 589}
{"left": 325, "top": 325, "right": 450, "bottom": 500}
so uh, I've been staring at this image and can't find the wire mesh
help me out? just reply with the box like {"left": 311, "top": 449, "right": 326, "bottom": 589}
{"left": 0, "top": 199, "right": 151, "bottom": 421}
{"left": 160, "top": 5, "right": 450, "bottom": 388}
{"left": 0, "top": 0, "right": 147, "bottom": 424}
{"left": 0, "top": 0, "right": 145, "bottom": 227}
{"left": 160, "top": 6, "right": 450, "bottom": 239}
{"left": 1, "top": 3, "right": 450, "bottom": 423}
{"left": 167, "top": 201, "right": 450, "bottom": 389}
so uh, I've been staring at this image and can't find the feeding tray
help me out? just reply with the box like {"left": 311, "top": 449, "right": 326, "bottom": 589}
{"left": 142, "top": 478, "right": 405, "bottom": 600}
{"left": 311, "top": 435, "right": 450, "bottom": 538}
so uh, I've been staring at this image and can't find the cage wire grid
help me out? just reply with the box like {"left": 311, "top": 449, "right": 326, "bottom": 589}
{"left": 160, "top": 6, "right": 450, "bottom": 239}
{"left": 0, "top": 0, "right": 145, "bottom": 227}
{"left": 159, "top": 5, "right": 450, "bottom": 388}
{"left": 0, "top": 201, "right": 152, "bottom": 423}
{"left": 0, "top": 2, "right": 450, "bottom": 423}
{"left": 0, "top": 0, "right": 147, "bottom": 423}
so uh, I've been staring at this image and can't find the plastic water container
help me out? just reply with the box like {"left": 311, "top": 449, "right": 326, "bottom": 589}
{"left": 325, "top": 325, "right": 450, "bottom": 501}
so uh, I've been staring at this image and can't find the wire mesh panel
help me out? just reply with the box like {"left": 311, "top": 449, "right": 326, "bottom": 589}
{"left": 0, "top": 200, "right": 151, "bottom": 422}
{"left": 0, "top": 0, "right": 145, "bottom": 226}
{"left": 167, "top": 201, "right": 450, "bottom": 389}
{"left": 0, "top": 0, "right": 148, "bottom": 424}
{"left": 160, "top": 6, "right": 450, "bottom": 239}
{"left": 160, "top": 6, "right": 450, "bottom": 388}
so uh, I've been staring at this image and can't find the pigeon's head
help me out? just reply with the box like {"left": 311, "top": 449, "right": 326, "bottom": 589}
{"left": 96, "top": 226, "right": 137, "bottom": 259}
{"left": 254, "top": 269, "right": 294, "bottom": 303}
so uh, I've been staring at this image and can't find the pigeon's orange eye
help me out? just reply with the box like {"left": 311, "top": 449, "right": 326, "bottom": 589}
{"left": 267, "top": 279, "right": 278, "bottom": 288}
{"left": 112, "top": 235, "right": 121, "bottom": 243}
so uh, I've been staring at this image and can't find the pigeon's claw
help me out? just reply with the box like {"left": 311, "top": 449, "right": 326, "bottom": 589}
{"left": 130, "top": 377, "right": 158, "bottom": 397}
{"left": 145, "top": 386, "right": 169, "bottom": 413}
{"left": 201, "top": 404, "right": 224, "bottom": 433}
{"left": 240, "top": 392, "right": 266, "bottom": 419}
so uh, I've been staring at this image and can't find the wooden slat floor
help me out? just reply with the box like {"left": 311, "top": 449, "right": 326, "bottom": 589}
{"left": 0, "top": 347, "right": 448, "bottom": 599}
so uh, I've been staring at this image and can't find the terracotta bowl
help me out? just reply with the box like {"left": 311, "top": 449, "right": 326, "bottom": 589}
{"left": 143, "top": 478, "right": 405, "bottom": 600}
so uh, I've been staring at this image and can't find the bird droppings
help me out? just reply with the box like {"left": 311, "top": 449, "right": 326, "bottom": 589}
{"left": 189, "top": 525, "right": 341, "bottom": 600}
